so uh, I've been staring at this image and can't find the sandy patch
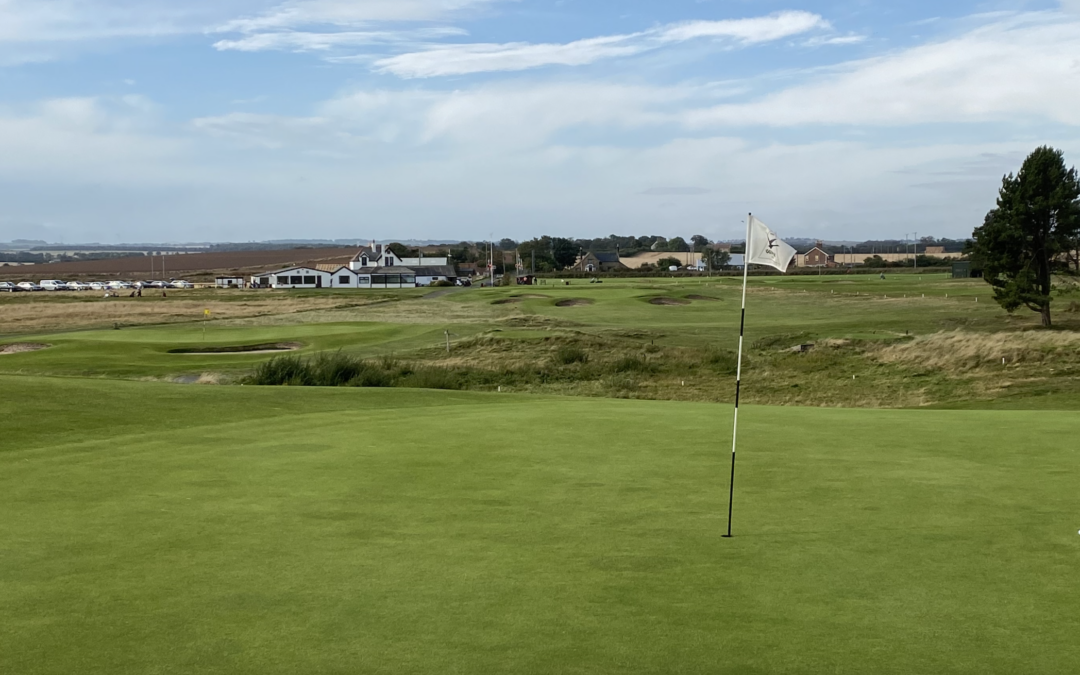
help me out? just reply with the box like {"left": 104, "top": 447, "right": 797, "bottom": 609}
{"left": 0, "top": 342, "right": 50, "bottom": 355}
{"left": 686, "top": 295, "right": 720, "bottom": 301}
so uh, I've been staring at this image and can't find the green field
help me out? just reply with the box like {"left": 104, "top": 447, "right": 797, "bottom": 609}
{"left": 2, "top": 275, "right": 1079, "bottom": 673}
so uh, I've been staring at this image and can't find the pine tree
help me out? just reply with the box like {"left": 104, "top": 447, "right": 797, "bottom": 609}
{"left": 972, "top": 146, "right": 1080, "bottom": 327}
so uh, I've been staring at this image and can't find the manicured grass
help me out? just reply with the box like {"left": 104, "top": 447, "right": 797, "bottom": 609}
{"left": 2, "top": 376, "right": 1078, "bottom": 674}
{"left": 0, "top": 322, "right": 487, "bottom": 379}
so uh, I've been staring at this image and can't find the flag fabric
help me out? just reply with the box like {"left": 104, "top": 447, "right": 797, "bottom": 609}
{"left": 746, "top": 215, "right": 796, "bottom": 272}
{"left": 204, "top": 309, "right": 210, "bottom": 317}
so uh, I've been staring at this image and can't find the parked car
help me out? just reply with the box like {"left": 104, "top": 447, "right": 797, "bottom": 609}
{"left": 65, "top": 281, "right": 90, "bottom": 291}
{"left": 88, "top": 282, "right": 106, "bottom": 291}
{"left": 108, "top": 281, "right": 133, "bottom": 289}
{"left": 169, "top": 280, "right": 194, "bottom": 289}
{"left": 0, "top": 281, "right": 21, "bottom": 292}
{"left": 39, "top": 280, "right": 68, "bottom": 291}
{"left": 17, "top": 281, "right": 42, "bottom": 291}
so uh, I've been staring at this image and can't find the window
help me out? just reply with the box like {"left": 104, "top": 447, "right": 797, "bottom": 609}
{"left": 277, "top": 276, "right": 289, "bottom": 285}
{"left": 339, "top": 276, "right": 350, "bottom": 285}
{"left": 356, "top": 276, "right": 370, "bottom": 284}
{"left": 290, "top": 276, "right": 303, "bottom": 285}
{"left": 303, "top": 276, "right": 316, "bottom": 284}
{"left": 401, "top": 275, "right": 416, "bottom": 285}
{"left": 361, "top": 257, "right": 368, "bottom": 266}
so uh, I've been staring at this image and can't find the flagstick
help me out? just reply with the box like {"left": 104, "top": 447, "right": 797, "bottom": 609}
{"left": 724, "top": 213, "right": 752, "bottom": 538}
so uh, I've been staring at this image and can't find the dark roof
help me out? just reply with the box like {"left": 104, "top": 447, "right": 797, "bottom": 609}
{"left": 591, "top": 251, "right": 621, "bottom": 264}
{"left": 412, "top": 266, "right": 458, "bottom": 277}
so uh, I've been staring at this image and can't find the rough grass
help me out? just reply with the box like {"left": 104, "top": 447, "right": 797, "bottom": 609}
{"left": 0, "top": 295, "right": 391, "bottom": 334}
{"left": 876, "top": 329, "right": 1080, "bottom": 370}
{"left": 7, "top": 274, "right": 1080, "bottom": 408}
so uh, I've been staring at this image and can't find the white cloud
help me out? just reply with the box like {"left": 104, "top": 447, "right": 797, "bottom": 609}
{"left": 192, "top": 112, "right": 332, "bottom": 149}
{"left": 371, "top": 11, "right": 830, "bottom": 78}
{"left": 0, "top": 96, "right": 183, "bottom": 183}
{"left": 685, "top": 13, "right": 1080, "bottom": 127}
{"left": 0, "top": 1, "right": 261, "bottom": 43}
{"left": 657, "top": 11, "right": 829, "bottom": 43}
{"left": 371, "top": 34, "right": 647, "bottom": 77}
{"left": 803, "top": 34, "right": 868, "bottom": 47}
{"left": 212, "top": 26, "right": 465, "bottom": 52}
{"left": 214, "top": 0, "right": 509, "bottom": 33}
{"left": 314, "top": 83, "right": 690, "bottom": 148}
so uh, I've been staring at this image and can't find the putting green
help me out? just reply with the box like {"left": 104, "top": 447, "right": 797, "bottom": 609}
{"left": 2, "top": 376, "right": 1078, "bottom": 674}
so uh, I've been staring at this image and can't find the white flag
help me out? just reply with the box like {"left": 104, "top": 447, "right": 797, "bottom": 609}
{"left": 746, "top": 215, "right": 796, "bottom": 272}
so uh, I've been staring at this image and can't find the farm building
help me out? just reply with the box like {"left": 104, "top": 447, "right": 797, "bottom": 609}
{"left": 796, "top": 247, "right": 832, "bottom": 268}
{"left": 621, "top": 251, "right": 703, "bottom": 270}
{"left": 575, "top": 252, "right": 627, "bottom": 273}
{"left": 215, "top": 276, "right": 245, "bottom": 288}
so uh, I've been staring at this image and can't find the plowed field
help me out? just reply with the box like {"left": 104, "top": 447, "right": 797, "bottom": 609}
{"left": 0, "top": 247, "right": 354, "bottom": 278}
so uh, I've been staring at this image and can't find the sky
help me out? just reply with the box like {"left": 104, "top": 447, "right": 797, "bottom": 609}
{"left": 1, "top": 0, "right": 1079, "bottom": 244}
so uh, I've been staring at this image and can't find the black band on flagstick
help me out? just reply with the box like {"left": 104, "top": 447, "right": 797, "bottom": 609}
{"left": 724, "top": 315, "right": 745, "bottom": 538}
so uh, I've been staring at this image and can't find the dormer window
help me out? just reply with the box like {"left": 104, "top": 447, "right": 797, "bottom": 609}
{"left": 361, "top": 256, "right": 368, "bottom": 267}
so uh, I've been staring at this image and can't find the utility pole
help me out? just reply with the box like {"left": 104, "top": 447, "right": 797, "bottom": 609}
{"left": 914, "top": 231, "right": 918, "bottom": 270}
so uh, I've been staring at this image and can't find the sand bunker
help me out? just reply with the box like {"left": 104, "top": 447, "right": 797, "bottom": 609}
{"left": 0, "top": 342, "right": 50, "bottom": 355}
{"left": 686, "top": 295, "right": 720, "bottom": 301}
{"left": 169, "top": 342, "right": 303, "bottom": 355}
{"left": 555, "top": 299, "right": 594, "bottom": 307}
{"left": 648, "top": 297, "right": 690, "bottom": 306}
{"left": 492, "top": 298, "right": 523, "bottom": 305}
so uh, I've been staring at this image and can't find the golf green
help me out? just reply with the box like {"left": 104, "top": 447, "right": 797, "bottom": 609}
{"left": 2, "top": 375, "right": 1077, "bottom": 674}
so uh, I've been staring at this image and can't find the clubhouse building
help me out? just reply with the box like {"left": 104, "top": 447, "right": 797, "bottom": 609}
{"left": 253, "top": 243, "right": 458, "bottom": 289}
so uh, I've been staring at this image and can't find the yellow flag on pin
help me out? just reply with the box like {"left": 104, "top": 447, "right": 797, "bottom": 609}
{"left": 204, "top": 309, "right": 210, "bottom": 317}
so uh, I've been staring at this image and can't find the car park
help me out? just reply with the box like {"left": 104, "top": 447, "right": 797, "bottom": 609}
{"left": 17, "top": 281, "right": 42, "bottom": 291}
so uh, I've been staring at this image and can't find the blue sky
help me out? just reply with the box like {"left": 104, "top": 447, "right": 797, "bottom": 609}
{"left": 1, "top": 0, "right": 1078, "bottom": 243}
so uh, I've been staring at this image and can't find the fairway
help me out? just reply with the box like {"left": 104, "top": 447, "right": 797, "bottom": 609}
{"left": 3, "top": 376, "right": 1079, "bottom": 674}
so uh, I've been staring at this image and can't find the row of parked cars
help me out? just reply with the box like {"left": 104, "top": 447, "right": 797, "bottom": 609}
{"left": 0, "top": 279, "right": 195, "bottom": 292}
